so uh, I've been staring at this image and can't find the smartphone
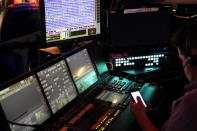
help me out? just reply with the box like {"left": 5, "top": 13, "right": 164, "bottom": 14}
{"left": 130, "top": 91, "right": 147, "bottom": 107}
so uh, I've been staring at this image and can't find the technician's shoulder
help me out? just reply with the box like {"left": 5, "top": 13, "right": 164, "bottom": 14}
{"left": 162, "top": 88, "right": 197, "bottom": 131}
{"left": 183, "top": 88, "right": 197, "bottom": 108}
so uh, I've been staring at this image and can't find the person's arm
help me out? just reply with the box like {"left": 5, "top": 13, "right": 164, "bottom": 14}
{"left": 130, "top": 97, "right": 159, "bottom": 131}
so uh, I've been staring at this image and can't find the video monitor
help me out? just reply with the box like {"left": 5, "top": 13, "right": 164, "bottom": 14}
{"left": 37, "top": 60, "right": 78, "bottom": 114}
{"left": 109, "top": 7, "right": 172, "bottom": 47}
{"left": 41, "top": 0, "right": 101, "bottom": 45}
{"left": 66, "top": 49, "right": 98, "bottom": 94}
{"left": 0, "top": 75, "right": 50, "bottom": 131}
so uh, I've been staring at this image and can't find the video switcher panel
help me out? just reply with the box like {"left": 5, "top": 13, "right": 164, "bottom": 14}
{"left": 50, "top": 76, "right": 147, "bottom": 131}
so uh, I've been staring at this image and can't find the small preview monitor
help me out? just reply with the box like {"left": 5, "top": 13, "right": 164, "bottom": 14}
{"left": 37, "top": 60, "right": 78, "bottom": 114}
{"left": 41, "top": 0, "right": 101, "bottom": 46}
{"left": 66, "top": 49, "right": 98, "bottom": 94}
{"left": 96, "top": 90, "right": 125, "bottom": 107}
{"left": 0, "top": 75, "right": 51, "bottom": 131}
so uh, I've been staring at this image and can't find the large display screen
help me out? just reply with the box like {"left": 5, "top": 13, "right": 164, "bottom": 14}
{"left": 0, "top": 75, "right": 50, "bottom": 131}
{"left": 109, "top": 7, "right": 171, "bottom": 47}
{"left": 66, "top": 49, "right": 98, "bottom": 94}
{"left": 37, "top": 60, "right": 78, "bottom": 114}
{"left": 42, "top": 0, "right": 101, "bottom": 44}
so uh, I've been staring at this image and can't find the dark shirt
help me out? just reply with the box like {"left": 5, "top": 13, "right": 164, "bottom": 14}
{"left": 162, "top": 81, "right": 197, "bottom": 131}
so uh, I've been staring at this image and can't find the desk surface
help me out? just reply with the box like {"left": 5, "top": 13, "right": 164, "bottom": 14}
{"left": 108, "top": 105, "right": 137, "bottom": 131}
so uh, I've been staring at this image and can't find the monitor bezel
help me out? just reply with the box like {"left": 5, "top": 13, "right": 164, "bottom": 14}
{"left": 39, "top": 0, "right": 105, "bottom": 48}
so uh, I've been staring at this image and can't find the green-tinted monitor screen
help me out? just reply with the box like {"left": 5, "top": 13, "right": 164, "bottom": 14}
{"left": 66, "top": 49, "right": 98, "bottom": 94}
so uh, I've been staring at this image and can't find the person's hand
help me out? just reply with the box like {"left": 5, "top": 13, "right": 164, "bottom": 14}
{"left": 130, "top": 96, "right": 146, "bottom": 118}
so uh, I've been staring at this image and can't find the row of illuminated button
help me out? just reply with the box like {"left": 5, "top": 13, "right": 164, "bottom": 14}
{"left": 107, "top": 80, "right": 129, "bottom": 91}
{"left": 96, "top": 109, "right": 122, "bottom": 131}
{"left": 114, "top": 54, "right": 165, "bottom": 67}
{"left": 96, "top": 94, "right": 131, "bottom": 131}
{"left": 115, "top": 62, "right": 135, "bottom": 67}
{"left": 115, "top": 54, "right": 165, "bottom": 62}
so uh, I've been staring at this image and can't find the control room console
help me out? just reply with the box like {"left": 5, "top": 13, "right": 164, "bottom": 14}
{"left": 0, "top": 45, "right": 160, "bottom": 131}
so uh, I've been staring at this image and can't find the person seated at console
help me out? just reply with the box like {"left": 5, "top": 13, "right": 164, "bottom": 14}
{"left": 130, "top": 21, "right": 197, "bottom": 131}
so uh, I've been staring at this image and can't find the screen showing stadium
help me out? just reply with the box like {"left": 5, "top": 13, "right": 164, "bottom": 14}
{"left": 66, "top": 49, "right": 98, "bottom": 94}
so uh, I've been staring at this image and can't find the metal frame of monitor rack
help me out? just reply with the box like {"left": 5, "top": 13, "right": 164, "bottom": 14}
{"left": 0, "top": 46, "right": 104, "bottom": 131}
{"left": 39, "top": 0, "right": 105, "bottom": 48}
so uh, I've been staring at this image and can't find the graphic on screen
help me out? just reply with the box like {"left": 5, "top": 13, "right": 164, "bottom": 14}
{"left": 37, "top": 60, "right": 78, "bottom": 113}
{"left": 44, "top": 0, "right": 101, "bottom": 43}
{"left": 0, "top": 75, "right": 50, "bottom": 131}
{"left": 66, "top": 49, "right": 98, "bottom": 94}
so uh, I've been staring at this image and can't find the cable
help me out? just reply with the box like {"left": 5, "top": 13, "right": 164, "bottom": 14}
{"left": 105, "top": 61, "right": 114, "bottom": 71}
{"left": 6, "top": 120, "right": 75, "bottom": 130}
{"left": 143, "top": 70, "right": 186, "bottom": 84}
{"left": 122, "top": 72, "right": 134, "bottom": 80}
{"left": 143, "top": 72, "right": 164, "bottom": 82}
{"left": 7, "top": 121, "right": 54, "bottom": 130}
{"left": 173, "top": 14, "right": 197, "bottom": 19}
{"left": 110, "top": 0, "right": 115, "bottom": 9}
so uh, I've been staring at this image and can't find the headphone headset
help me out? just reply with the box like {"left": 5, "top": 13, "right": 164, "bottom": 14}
{"left": 186, "top": 55, "right": 197, "bottom": 66}
{"left": 185, "top": 55, "right": 197, "bottom": 82}
{"left": 184, "top": 34, "right": 197, "bottom": 66}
